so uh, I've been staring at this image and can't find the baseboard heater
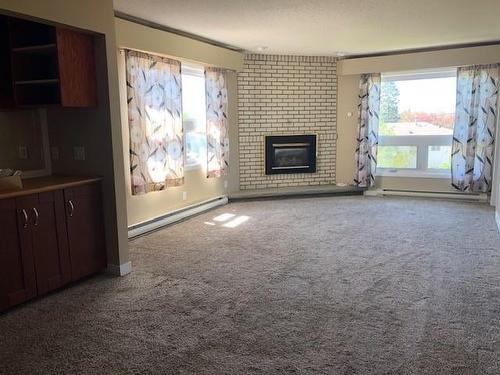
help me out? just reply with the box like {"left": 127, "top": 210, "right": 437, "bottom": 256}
{"left": 128, "top": 195, "right": 228, "bottom": 239}
{"left": 364, "top": 189, "right": 488, "bottom": 202}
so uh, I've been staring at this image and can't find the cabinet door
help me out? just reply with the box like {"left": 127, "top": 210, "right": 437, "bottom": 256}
{"left": 56, "top": 27, "right": 97, "bottom": 107}
{"left": 0, "top": 198, "right": 36, "bottom": 311}
{"left": 64, "top": 183, "right": 106, "bottom": 280}
{"left": 30, "top": 191, "right": 72, "bottom": 295}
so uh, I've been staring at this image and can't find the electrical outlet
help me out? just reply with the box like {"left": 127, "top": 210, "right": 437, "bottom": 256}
{"left": 224, "top": 180, "right": 228, "bottom": 189}
{"left": 73, "top": 146, "right": 85, "bottom": 161}
{"left": 50, "top": 146, "right": 60, "bottom": 161}
{"left": 18, "top": 145, "right": 28, "bottom": 160}
{"left": 182, "top": 191, "right": 187, "bottom": 201}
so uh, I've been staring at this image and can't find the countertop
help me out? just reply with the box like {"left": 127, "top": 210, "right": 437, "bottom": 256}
{"left": 0, "top": 175, "right": 102, "bottom": 199}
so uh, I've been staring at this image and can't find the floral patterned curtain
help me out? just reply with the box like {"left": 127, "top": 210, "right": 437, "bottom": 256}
{"left": 451, "top": 65, "right": 499, "bottom": 192}
{"left": 354, "top": 73, "right": 381, "bottom": 187}
{"left": 205, "top": 67, "right": 229, "bottom": 178}
{"left": 126, "top": 50, "right": 184, "bottom": 195}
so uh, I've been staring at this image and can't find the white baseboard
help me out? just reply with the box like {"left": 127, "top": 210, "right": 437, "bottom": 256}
{"left": 128, "top": 195, "right": 228, "bottom": 238}
{"left": 496, "top": 211, "right": 500, "bottom": 234}
{"left": 107, "top": 261, "right": 132, "bottom": 276}
{"left": 364, "top": 188, "right": 487, "bottom": 201}
{"left": 363, "top": 190, "right": 380, "bottom": 197}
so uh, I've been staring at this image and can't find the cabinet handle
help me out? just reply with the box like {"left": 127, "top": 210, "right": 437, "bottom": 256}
{"left": 21, "top": 209, "right": 28, "bottom": 229}
{"left": 68, "top": 200, "right": 75, "bottom": 217}
{"left": 32, "top": 207, "right": 39, "bottom": 226}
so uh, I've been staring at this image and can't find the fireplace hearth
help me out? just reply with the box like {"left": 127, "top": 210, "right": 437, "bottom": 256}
{"left": 265, "top": 135, "right": 317, "bottom": 175}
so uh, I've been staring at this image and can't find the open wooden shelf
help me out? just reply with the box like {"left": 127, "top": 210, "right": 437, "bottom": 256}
{"left": 15, "top": 79, "right": 60, "bottom": 85}
{"left": 12, "top": 49, "right": 59, "bottom": 82}
{"left": 0, "top": 16, "right": 14, "bottom": 108}
{"left": 0, "top": 15, "right": 96, "bottom": 108}
{"left": 8, "top": 17, "right": 56, "bottom": 48}
{"left": 14, "top": 82, "right": 61, "bottom": 106}
{"left": 11, "top": 43, "right": 56, "bottom": 54}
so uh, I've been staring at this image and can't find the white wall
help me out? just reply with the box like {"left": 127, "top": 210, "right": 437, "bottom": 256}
{"left": 0, "top": 110, "right": 44, "bottom": 171}
{"left": 115, "top": 18, "right": 243, "bottom": 226}
{"left": 115, "top": 18, "right": 243, "bottom": 71}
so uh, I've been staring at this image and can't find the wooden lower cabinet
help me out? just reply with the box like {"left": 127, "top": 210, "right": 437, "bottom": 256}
{"left": 0, "top": 198, "right": 37, "bottom": 311}
{"left": 0, "top": 181, "right": 105, "bottom": 312}
{"left": 64, "top": 183, "right": 106, "bottom": 281}
{"left": 31, "top": 190, "right": 72, "bottom": 295}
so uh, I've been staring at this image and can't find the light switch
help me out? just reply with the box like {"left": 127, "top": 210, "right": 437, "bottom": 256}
{"left": 73, "top": 146, "right": 86, "bottom": 161}
{"left": 224, "top": 180, "right": 228, "bottom": 189}
{"left": 18, "top": 145, "right": 28, "bottom": 160}
{"left": 182, "top": 191, "right": 187, "bottom": 201}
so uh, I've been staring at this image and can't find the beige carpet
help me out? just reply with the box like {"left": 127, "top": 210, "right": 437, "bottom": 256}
{"left": 1, "top": 196, "right": 500, "bottom": 374}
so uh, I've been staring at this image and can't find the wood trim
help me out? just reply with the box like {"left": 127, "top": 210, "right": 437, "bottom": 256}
{"left": 0, "top": 176, "right": 102, "bottom": 200}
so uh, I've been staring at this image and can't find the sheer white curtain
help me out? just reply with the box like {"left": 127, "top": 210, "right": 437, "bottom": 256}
{"left": 451, "top": 65, "right": 499, "bottom": 192}
{"left": 354, "top": 73, "right": 381, "bottom": 187}
{"left": 126, "top": 50, "right": 184, "bottom": 195}
{"left": 205, "top": 67, "right": 229, "bottom": 178}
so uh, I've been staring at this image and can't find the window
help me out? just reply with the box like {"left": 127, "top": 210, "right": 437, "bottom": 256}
{"left": 181, "top": 65, "right": 207, "bottom": 169}
{"left": 377, "top": 69, "right": 456, "bottom": 177}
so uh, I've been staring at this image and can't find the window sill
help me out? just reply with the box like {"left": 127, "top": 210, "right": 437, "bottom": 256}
{"left": 376, "top": 169, "right": 450, "bottom": 179}
{"left": 185, "top": 164, "right": 203, "bottom": 172}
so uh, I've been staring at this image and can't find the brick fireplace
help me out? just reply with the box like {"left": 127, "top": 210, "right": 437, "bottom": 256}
{"left": 237, "top": 54, "right": 337, "bottom": 190}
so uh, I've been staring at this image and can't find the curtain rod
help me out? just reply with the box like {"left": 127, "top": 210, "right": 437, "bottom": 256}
{"left": 117, "top": 48, "right": 236, "bottom": 72}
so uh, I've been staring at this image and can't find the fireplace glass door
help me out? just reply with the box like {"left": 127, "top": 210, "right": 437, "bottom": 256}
{"left": 265, "top": 135, "right": 317, "bottom": 174}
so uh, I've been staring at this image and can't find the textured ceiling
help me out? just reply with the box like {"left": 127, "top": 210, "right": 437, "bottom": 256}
{"left": 114, "top": 0, "right": 500, "bottom": 56}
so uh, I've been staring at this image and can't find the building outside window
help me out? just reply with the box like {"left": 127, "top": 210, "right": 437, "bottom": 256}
{"left": 181, "top": 64, "right": 207, "bottom": 169}
{"left": 377, "top": 68, "right": 457, "bottom": 177}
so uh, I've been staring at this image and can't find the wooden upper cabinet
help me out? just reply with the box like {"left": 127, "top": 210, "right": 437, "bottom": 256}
{"left": 56, "top": 28, "right": 97, "bottom": 107}
{"left": 1, "top": 16, "right": 97, "bottom": 108}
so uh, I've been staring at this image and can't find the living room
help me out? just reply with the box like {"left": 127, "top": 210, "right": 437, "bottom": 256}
{"left": 1, "top": 1, "right": 500, "bottom": 373}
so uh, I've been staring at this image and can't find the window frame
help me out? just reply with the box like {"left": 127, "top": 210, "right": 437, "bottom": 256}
{"left": 376, "top": 68, "right": 456, "bottom": 179}
{"left": 181, "top": 64, "right": 207, "bottom": 171}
